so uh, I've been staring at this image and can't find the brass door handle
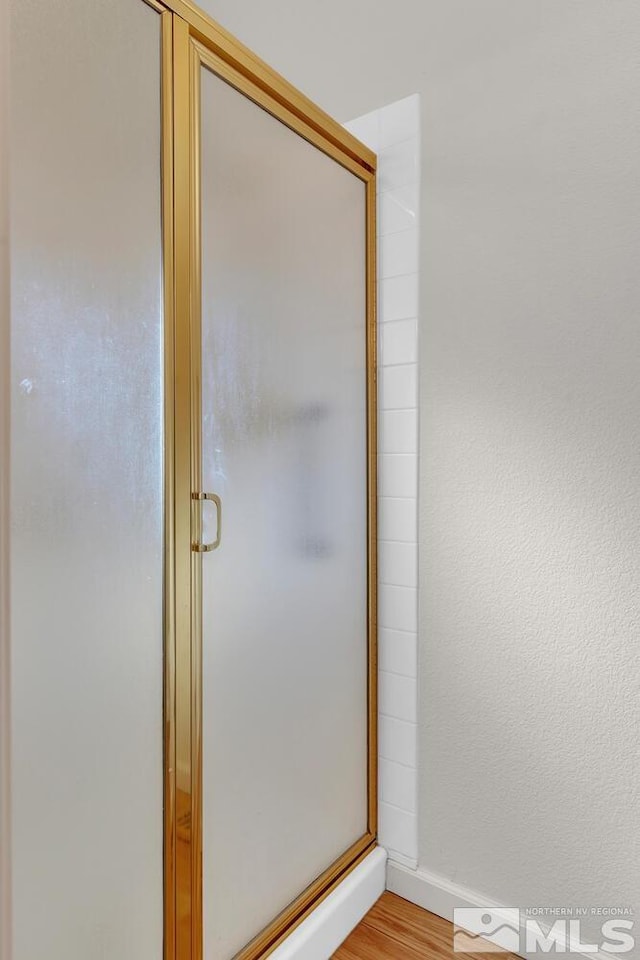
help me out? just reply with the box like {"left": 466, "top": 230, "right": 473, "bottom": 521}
{"left": 192, "top": 492, "right": 222, "bottom": 552}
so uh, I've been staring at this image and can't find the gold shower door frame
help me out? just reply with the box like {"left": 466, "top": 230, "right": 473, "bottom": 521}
{"left": 158, "top": 4, "right": 378, "bottom": 959}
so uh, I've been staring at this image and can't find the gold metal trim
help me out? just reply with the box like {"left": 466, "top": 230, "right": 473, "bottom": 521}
{"left": 172, "top": 14, "right": 198, "bottom": 960}
{"left": 189, "top": 36, "right": 204, "bottom": 960}
{"left": 240, "top": 835, "right": 377, "bottom": 960}
{"left": 159, "top": 0, "right": 374, "bottom": 174}
{"left": 193, "top": 41, "right": 373, "bottom": 182}
{"left": 161, "top": 10, "right": 177, "bottom": 960}
{"left": 366, "top": 178, "right": 379, "bottom": 838}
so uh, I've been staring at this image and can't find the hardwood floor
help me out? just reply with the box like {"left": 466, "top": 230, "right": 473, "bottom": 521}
{"left": 332, "top": 892, "right": 520, "bottom": 960}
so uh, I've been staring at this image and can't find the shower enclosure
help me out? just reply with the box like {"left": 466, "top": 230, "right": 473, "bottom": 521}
{"left": 7, "top": 1, "right": 377, "bottom": 958}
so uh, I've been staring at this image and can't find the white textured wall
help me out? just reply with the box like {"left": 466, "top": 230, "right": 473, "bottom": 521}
{"left": 155, "top": 0, "right": 640, "bottom": 929}
{"left": 418, "top": 1, "right": 640, "bottom": 922}
{"left": 417, "top": 6, "right": 640, "bottom": 929}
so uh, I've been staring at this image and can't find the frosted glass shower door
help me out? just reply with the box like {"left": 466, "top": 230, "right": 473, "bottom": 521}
{"left": 199, "top": 68, "right": 370, "bottom": 960}
{"left": 9, "top": 1, "right": 165, "bottom": 958}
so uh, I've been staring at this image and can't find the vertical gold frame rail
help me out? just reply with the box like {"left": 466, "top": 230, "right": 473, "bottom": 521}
{"left": 189, "top": 33, "right": 204, "bottom": 960}
{"left": 166, "top": 4, "right": 377, "bottom": 959}
{"left": 366, "top": 177, "right": 378, "bottom": 841}
{"left": 171, "top": 13, "right": 201, "bottom": 960}
{"left": 161, "top": 9, "right": 177, "bottom": 960}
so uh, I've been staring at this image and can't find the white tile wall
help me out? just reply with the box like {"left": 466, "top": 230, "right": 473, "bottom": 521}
{"left": 379, "top": 455, "right": 417, "bottom": 499}
{"left": 380, "top": 231, "right": 419, "bottom": 278}
{"left": 379, "top": 715, "right": 417, "bottom": 768}
{"left": 379, "top": 759, "right": 416, "bottom": 812}
{"left": 345, "top": 94, "right": 420, "bottom": 869}
{"left": 379, "top": 673, "right": 417, "bottom": 723}
{"left": 380, "top": 410, "right": 417, "bottom": 454}
{"left": 380, "top": 274, "right": 419, "bottom": 322}
{"left": 379, "top": 186, "right": 419, "bottom": 235}
{"left": 378, "top": 497, "right": 416, "bottom": 543}
{"left": 379, "top": 540, "right": 417, "bottom": 588}
{"left": 379, "top": 318, "right": 418, "bottom": 366}
{"left": 379, "top": 628, "right": 417, "bottom": 678}
{"left": 379, "top": 364, "right": 417, "bottom": 410}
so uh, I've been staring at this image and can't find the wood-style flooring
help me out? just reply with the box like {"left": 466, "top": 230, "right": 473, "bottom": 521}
{"left": 332, "top": 892, "right": 520, "bottom": 960}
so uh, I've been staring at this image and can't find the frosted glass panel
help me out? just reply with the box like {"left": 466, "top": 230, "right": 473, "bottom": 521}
{"left": 200, "top": 70, "right": 368, "bottom": 960}
{"left": 9, "top": 1, "right": 164, "bottom": 958}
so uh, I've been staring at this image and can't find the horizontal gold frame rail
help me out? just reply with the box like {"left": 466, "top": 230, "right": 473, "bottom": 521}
{"left": 161, "top": 0, "right": 375, "bottom": 174}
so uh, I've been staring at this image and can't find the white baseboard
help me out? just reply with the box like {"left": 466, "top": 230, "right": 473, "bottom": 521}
{"left": 269, "top": 846, "right": 387, "bottom": 960}
{"left": 387, "top": 860, "right": 496, "bottom": 920}
{"left": 386, "top": 862, "right": 616, "bottom": 960}
{"left": 386, "top": 848, "right": 418, "bottom": 871}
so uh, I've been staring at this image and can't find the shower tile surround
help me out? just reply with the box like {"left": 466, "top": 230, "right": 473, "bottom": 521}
{"left": 345, "top": 95, "right": 420, "bottom": 869}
